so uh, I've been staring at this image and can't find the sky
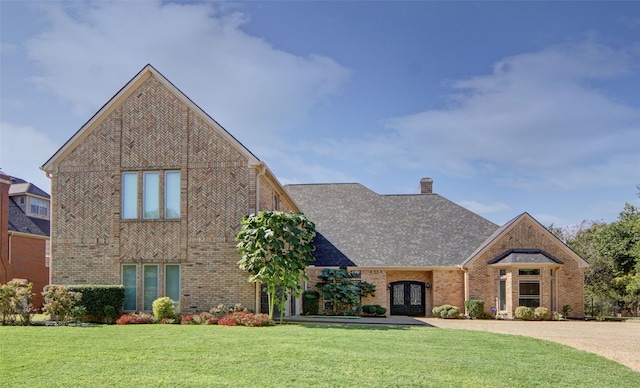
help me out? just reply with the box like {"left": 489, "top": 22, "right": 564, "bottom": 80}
{"left": 1, "top": 1, "right": 639, "bottom": 229}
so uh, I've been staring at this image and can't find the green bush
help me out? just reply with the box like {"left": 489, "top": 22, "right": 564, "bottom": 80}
{"left": 103, "top": 305, "right": 118, "bottom": 324}
{"left": 42, "top": 285, "right": 83, "bottom": 325}
{"left": 152, "top": 297, "right": 177, "bottom": 321}
{"left": 464, "top": 300, "right": 485, "bottom": 319}
{"left": 433, "top": 305, "right": 460, "bottom": 319}
{"left": 0, "top": 281, "right": 36, "bottom": 326}
{"left": 562, "top": 304, "right": 573, "bottom": 318}
{"left": 302, "top": 290, "right": 320, "bottom": 315}
{"left": 66, "top": 285, "right": 125, "bottom": 322}
{"left": 534, "top": 307, "right": 550, "bottom": 321}
{"left": 375, "top": 306, "right": 387, "bottom": 316}
{"left": 515, "top": 306, "right": 534, "bottom": 320}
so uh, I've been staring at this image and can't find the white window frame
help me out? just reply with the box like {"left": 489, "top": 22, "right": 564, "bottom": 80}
{"left": 143, "top": 172, "right": 160, "bottom": 219}
{"left": 518, "top": 281, "right": 541, "bottom": 308}
{"left": 165, "top": 264, "right": 181, "bottom": 311}
{"left": 164, "top": 171, "right": 180, "bottom": 219}
{"left": 143, "top": 264, "right": 159, "bottom": 311}
{"left": 122, "top": 264, "right": 138, "bottom": 312}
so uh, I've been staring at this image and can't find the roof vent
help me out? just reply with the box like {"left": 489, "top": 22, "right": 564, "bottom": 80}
{"left": 420, "top": 178, "right": 433, "bottom": 194}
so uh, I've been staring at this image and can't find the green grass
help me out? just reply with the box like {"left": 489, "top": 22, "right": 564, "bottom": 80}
{"left": 1, "top": 323, "right": 638, "bottom": 387}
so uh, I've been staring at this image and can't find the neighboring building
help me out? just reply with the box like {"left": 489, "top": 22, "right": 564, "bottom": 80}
{"left": 41, "top": 64, "right": 588, "bottom": 318}
{"left": 0, "top": 171, "right": 51, "bottom": 308}
{"left": 285, "top": 180, "right": 589, "bottom": 318}
{"left": 41, "top": 65, "right": 295, "bottom": 314}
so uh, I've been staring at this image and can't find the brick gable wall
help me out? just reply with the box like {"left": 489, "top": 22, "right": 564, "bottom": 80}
{"left": 466, "top": 217, "right": 585, "bottom": 317}
{"left": 49, "top": 74, "right": 288, "bottom": 313}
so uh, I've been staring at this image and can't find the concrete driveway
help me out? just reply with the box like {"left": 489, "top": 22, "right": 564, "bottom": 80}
{"left": 420, "top": 318, "right": 640, "bottom": 372}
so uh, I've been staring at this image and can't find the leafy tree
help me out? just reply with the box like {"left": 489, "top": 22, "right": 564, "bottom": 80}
{"left": 315, "top": 267, "right": 376, "bottom": 315}
{"left": 236, "top": 211, "right": 316, "bottom": 321}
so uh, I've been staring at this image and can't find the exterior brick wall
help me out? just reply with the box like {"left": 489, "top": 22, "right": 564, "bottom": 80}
{"left": 432, "top": 269, "right": 465, "bottom": 311}
{"left": 0, "top": 174, "right": 10, "bottom": 283}
{"left": 8, "top": 235, "right": 48, "bottom": 308}
{"left": 466, "top": 216, "right": 586, "bottom": 318}
{"left": 48, "top": 71, "right": 294, "bottom": 314}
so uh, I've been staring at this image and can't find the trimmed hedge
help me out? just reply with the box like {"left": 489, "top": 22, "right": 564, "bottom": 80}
{"left": 432, "top": 304, "right": 460, "bottom": 319}
{"left": 464, "top": 300, "right": 484, "bottom": 319}
{"left": 66, "top": 285, "right": 125, "bottom": 323}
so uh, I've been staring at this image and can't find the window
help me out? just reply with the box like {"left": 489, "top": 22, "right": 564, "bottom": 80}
{"left": 518, "top": 281, "right": 540, "bottom": 308}
{"left": 165, "top": 171, "right": 180, "bottom": 218}
{"left": 499, "top": 280, "right": 507, "bottom": 310}
{"left": 518, "top": 268, "right": 540, "bottom": 276}
{"left": 550, "top": 279, "right": 556, "bottom": 312}
{"left": 122, "top": 264, "right": 137, "bottom": 311}
{"left": 499, "top": 269, "right": 506, "bottom": 276}
{"left": 274, "top": 194, "right": 280, "bottom": 211}
{"left": 122, "top": 264, "right": 180, "bottom": 312}
{"left": 165, "top": 264, "right": 180, "bottom": 310}
{"left": 122, "top": 171, "right": 180, "bottom": 220}
{"left": 143, "top": 265, "right": 158, "bottom": 311}
{"left": 30, "top": 198, "right": 48, "bottom": 216}
{"left": 122, "top": 173, "right": 138, "bottom": 219}
{"left": 143, "top": 172, "right": 159, "bottom": 219}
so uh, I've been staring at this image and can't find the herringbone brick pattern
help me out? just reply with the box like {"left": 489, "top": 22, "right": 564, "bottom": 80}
{"left": 49, "top": 71, "right": 289, "bottom": 313}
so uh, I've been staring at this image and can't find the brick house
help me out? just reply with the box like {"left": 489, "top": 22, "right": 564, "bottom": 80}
{"left": 41, "top": 65, "right": 296, "bottom": 314}
{"left": 42, "top": 65, "right": 588, "bottom": 318}
{"left": 286, "top": 180, "right": 589, "bottom": 318}
{"left": 0, "top": 171, "right": 51, "bottom": 308}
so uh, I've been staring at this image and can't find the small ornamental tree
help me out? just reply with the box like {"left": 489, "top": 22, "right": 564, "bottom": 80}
{"left": 315, "top": 267, "right": 376, "bottom": 315}
{"left": 236, "top": 211, "right": 316, "bottom": 321}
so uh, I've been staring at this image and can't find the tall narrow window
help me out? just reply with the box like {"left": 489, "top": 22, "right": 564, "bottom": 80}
{"left": 165, "top": 171, "right": 180, "bottom": 219}
{"left": 499, "top": 280, "right": 506, "bottom": 311}
{"left": 143, "top": 265, "right": 158, "bottom": 311}
{"left": 122, "top": 172, "right": 138, "bottom": 219}
{"left": 122, "top": 264, "right": 137, "bottom": 311}
{"left": 143, "top": 172, "right": 159, "bottom": 219}
{"left": 550, "top": 279, "right": 556, "bottom": 312}
{"left": 165, "top": 264, "right": 180, "bottom": 311}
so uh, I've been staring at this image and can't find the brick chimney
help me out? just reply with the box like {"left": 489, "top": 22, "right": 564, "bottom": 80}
{"left": 420, "top": 177, "right": 433, "bottom": 194}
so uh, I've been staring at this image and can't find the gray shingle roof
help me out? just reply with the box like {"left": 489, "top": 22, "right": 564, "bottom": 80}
{"left": 285, "top": 183, "right": 498, "bottom": 267}
{"left": 8, "top": 176, "right": 50, "bottom": 198}
{"left": 488, "top": 249, "right": 563, "bottom": 265}
{"left": 8, "top": 198, "right": 50, "bottom": 237}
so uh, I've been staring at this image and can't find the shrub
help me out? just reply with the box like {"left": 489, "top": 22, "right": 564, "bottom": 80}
{"left": 115, "top": 312, "right": 156, "bottom": 324}
{"left": 0, "top": 281, "right": 36, "bottom": 326}
{"left": 464, "top": 300, "right": 485, "bottom": 319}
{"left": 562, "top": 304, "right": 573, "bottom": 318}
{"left": 152, "top": 297, "right": 176, "bottom": 321}
{"left": 42, "top": 285, "right": 83, "bottom": 325}
{"left": 432, "top": 305, "right": 460, "bottom": 319}
{"left": 302, "top": 290, "right": 320, "bottom": 315}
{"left": 210, "top": 303, "right": 249, "bottom": 318}
{"left": 103, "top": 305, "right": 118, "bottom": 324}
{"left": 534, "top": 307, "right": 550, "bottom": 321}
{"left": 375, "top": 306, "right": 387, "bottom": 316}
{"left": 66, "top": 285, "right": 124, "bottom": 323}
{"left": 218, "top": 311, "right": 274, "bottom": 327}
{"left": 515, "top": 306, "right": 534, "bottom": 320}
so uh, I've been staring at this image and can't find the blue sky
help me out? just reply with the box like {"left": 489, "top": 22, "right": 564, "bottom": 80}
{"left": 1, "top": 1, "right": 639, "bottom": 228}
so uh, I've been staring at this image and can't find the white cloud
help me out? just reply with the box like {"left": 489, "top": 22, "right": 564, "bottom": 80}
{"left": 458, "top": 200, "right": 510, "bottom": 215}
{"left": 0, "top": 122, "right": 58, "bottom": 193}
{"left": 331, "top": 40, "right": 640, "bottom": 191}
{"left": 25, "top": 1, "right": 350, "bottom": 141}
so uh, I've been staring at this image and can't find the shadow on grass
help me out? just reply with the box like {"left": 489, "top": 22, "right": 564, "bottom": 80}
{"left": 289, "top": 322, "right": 434, "bottom": 330}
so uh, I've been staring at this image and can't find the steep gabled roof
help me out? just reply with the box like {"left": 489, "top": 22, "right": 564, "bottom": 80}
{"left": 462, "top": 212, "right": 589, "bottom": 268}
{"left": 42, "top": 64, "right": 260, "bottom": 172}
{"left": 285, "top": 183, "right": 498, "bottom": 267}
{"left": 8, "top": 198, "right": 50, "bottom": 237}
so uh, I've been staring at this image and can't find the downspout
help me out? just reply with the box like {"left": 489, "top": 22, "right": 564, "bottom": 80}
{"left": 254, "top": 163, "right": 267, "bottom": 313}
{"left": 458, "top": 264, "right": 469, "bottom": 315}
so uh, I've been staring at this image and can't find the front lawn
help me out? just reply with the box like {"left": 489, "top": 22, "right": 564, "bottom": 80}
{"left": 1, "top": 323, "right": 637, "bottom": 387}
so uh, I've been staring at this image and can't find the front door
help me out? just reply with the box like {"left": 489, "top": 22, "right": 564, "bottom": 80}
{"left": 390, "top": 281, "right": 425, "bottom": 316}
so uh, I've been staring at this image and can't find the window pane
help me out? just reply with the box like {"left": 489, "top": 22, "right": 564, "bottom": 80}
{"left": 410, "top": 284, "right": 422, "bottom": 306}
{"left": 165, "top": 171, "right": 180, "bottom": 219}
{"left": 122, "top": 265, "right": 137, "bottom": 311}
{"left": 393, "top": 284, "right": 404, "bottom": 305}
{"left": 143, "top": 265, "right": 158, "bottom": 311}
{"left": 165, "top": 265, "right": 180, "bottom": 311}
{"left": 143, "top": 172, "right": 159, "bottom": 219}
{"left": 518, "top": 298, "right": 540, "bottom": 308}
{"left": 518, "top": 268, "right": 540, "bottom": 276}
{"left": 499, "top": 280, "right": 506, "bottom": 310}
{"left": 122, "top": 173, "right": 138, "bottom": 219}
{"left": 519, "top": 282, "right": 540, "bottom": 296}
